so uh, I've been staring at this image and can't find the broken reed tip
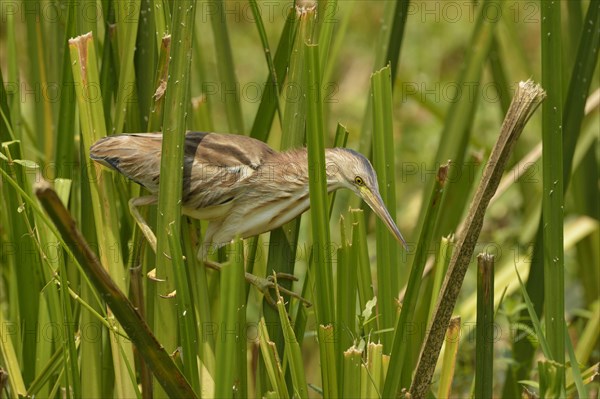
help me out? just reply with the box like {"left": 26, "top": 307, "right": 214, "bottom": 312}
{"left": 517, "top": 79, "right": 547, "bottom": 101}
{"left": 68, "top": 31, "right": 93, "bottom": 45}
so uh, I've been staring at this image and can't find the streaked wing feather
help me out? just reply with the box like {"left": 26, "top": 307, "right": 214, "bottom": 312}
{"left": 182, "top": 132, "right": 275, "bottom": 208}
{"left": 185, "top": 131, "right": 272, "bottom": 169}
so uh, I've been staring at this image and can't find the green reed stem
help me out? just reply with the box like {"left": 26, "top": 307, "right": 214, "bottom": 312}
{"left": 474, "top": 253, "right": 495, "bottom": 399}
{"left": 541, "top": 1, "right": 565, "bottom": 389}
{"left": 370, "top": 64, "right": 399, "bottom": 351}
{"left": 305, "top": 43, "right": 334, "bottom": 324}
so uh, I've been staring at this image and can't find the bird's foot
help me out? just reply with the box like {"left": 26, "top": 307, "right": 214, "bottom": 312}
{"left": 203, "top": 260, "right": 312, "bottom": 308}
{"left": 246, "top": 272, "right": 312, "bottom": 308}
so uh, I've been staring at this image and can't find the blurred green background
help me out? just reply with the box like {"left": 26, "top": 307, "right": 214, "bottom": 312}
{"left": 0, "top": 0, "right": 598, "bottom": 398}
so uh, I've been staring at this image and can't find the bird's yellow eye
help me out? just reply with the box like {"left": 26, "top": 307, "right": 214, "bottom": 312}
{"left": 354, "top": 176, "right": 365, "bottom": 186}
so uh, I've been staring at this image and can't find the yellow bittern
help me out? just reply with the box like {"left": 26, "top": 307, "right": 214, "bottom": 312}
{"left": 90, "top": 132, "right": 406, "bottom": 302}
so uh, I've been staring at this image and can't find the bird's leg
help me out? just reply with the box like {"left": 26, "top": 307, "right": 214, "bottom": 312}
{"left": 129, "top": 196, "right": 158, "bottom": 252}
{"left": 200, "top": 222, "right": 311, "bottom": 306}
{"left": 130, "top": 202, "right": 311, "bottom": 307}
{"left": 249, "top": 272, "right": 312, "bottom": 307}
{"left": 197, "top": 221, "right": 222, "bottom": 260}
{"left": 202, "top": 259, "right": 311, "bottom": 307}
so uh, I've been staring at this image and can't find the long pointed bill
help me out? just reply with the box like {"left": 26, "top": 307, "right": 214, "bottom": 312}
{"left": 361, "top": 188, "right": 408, "bottom": 250}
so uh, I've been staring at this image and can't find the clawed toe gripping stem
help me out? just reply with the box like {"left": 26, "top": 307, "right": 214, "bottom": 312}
{"left": 203, "top": 260, "right": 311, "bottom": 308}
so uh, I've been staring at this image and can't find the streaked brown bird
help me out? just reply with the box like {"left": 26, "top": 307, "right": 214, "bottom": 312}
{"left": 90, "top": 131, "right": 407, "bottom": 258}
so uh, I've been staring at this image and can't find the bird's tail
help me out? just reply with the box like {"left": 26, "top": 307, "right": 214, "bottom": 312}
{"left": 90, "top": 135, "right": 127, "bottom": 170}
{"left": 89, "top": 133, "right": 163, "bottom": 191}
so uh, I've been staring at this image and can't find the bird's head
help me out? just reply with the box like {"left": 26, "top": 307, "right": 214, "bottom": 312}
{"left": 325, "top": 148, "right": 408, "bottom": 249}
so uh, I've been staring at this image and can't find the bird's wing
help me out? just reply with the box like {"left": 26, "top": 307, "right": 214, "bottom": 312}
{"left": 89, "top": 132, "right": 276, "bottom": 210}
{"left": 182, "top": 132, "right": 276, "bottom": 209}
{"left": 185, "top": 131, "right": 274, "bottom": 170}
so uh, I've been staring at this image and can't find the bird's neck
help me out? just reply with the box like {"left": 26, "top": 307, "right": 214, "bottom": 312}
{"left": 297, "top": 148, "right": 347, "bottom": 191}
{"left": 269, "top": 148, "right": 346, "bottom": 192}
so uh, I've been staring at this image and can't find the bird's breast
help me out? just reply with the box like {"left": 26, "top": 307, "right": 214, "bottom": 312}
{"left": 234, "top": 189, "right": 312, "bottom": 238}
